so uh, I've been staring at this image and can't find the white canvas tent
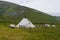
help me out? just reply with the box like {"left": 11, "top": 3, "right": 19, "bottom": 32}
{"left": 16, "top": 18, "right": 35, "bottom": 28}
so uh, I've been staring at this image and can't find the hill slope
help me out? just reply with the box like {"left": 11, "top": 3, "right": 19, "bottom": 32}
{"left": 0, "top": 1, "right": 59, "bottom": 24}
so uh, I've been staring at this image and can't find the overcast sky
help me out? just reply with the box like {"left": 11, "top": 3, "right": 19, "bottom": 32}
{"left": 1, "top": 0, "right": 60, "bottom": 16}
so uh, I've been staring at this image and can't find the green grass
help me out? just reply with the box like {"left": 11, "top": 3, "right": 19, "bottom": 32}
{"left": 0, "top": 23, "right": 60, "bottom": 40}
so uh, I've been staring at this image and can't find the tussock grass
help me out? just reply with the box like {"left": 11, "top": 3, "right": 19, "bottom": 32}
{"left": 0, "top": 23, "right": 60, "bottom": 40}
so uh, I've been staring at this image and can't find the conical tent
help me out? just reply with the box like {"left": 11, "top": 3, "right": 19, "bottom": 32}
{"left": 16, "top": 18, "right": 35, "bottom": 28}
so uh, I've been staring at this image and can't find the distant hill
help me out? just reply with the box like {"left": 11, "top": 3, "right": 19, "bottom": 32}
{"left": 0, "top": 1, "right": 60, "bottom": 24}
{"left": 56, "top": 16, "right": 60, "bottom": 19}
{"left": 55, "top": 16, "right": 60, "bottom": 21}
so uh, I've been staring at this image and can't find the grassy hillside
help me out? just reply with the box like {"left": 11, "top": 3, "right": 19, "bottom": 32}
{"left": 0, "top": 23, "right": 60, "bottom": 40}
{"left": 0, "top": 1, "right": 60, "bottom": 24}
{"left": 0, "top": 1, "right": 60, "bottom": 40}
